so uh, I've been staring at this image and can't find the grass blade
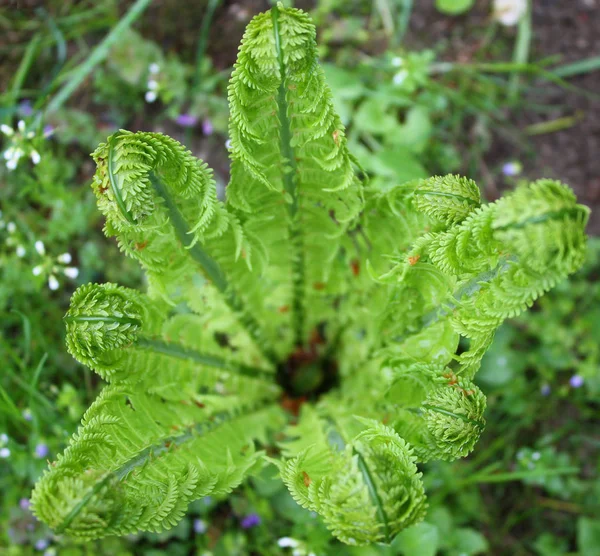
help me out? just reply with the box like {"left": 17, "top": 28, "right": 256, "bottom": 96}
{"left": 46, "top": 0, "right": 153, "bottom": 114}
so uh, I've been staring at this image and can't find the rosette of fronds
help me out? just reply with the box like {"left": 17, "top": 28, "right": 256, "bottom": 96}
{"left": 32, "top": 4, "right": 589, "bottom": 546}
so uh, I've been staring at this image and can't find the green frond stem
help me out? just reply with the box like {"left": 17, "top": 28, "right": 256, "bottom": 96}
{"left": 54, "top": 404, "right": 264, "bottom": 534}
{"left": 149, "top": 170, "right": 278, "bottom": 365}
{"left": 136, "top": 338, "right": 274, "bottom": 382}
{"left": 271, "top": 3, "right": 305, "bottom": 347}
{"left": 326, "top": 424, "right": 391, "bottom": 544}
{"left": 32, "top": 386, "right": 283, "bottom": 539}
{"left": 108, "top": 133, "right": 136, "bottom": 224}
{"left": 419, "top": 404, "right": 485, "bottom": 430}
{"left": 148, "top": 173, "right": 228, "bottom": 292}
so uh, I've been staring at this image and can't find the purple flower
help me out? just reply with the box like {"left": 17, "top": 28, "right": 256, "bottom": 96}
{"left": 19, "top": 100, "right": 33, "bottom": 117}
{"left": 540, "top": 384, "right": 551, "bottom": 396}
{"left": 35, "top": 538, "right": 49, "bottom": 551}
{"left": 241, "top": 513, "right": 261, "bottom": 529}
{"left": 501, "top": 161, "right": 522, "bottom": 177}
{"left": 193, "top": 518, "right": 207, "bottom": 534}
{"left": 19, "top": 498, "right": 31, "bottom": 511}
{"left": 569, "top": 374, "right": 584, "bottom": 388}
{"left": 176, "top": 113, "right": 198, "bottom": 128}
{"left": 43, "top": 125, "right": 55, "bottom": 138}
{"left": 202, "top": 118, "right": 214, "bottom": 136}
{"left": 35, "top": 443, "right": 49, "bottom": 459}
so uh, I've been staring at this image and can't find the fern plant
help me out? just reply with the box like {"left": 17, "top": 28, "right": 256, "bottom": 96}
{"left": 32, "top": 4, "right": 589, "bottom": 546}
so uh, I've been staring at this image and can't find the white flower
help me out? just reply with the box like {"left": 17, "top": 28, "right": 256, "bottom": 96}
{"left": 149, "top": 63, "right": 160, "bottom": 74}
{"left": 32, "top": 265, "right": 43, "bottom": 276}
{"left": 392, "top": 56, "right": 404, "bottom": 67}
{"left": 278, "top": 537, "right": 300, "bottom": 548}
{"left": 35, "top": 240, "right": 45, "bottom": 255}
{"left": 63, "top": 267, "right": 79, "bottom": 279}
{"left": 225, "top": 139, "right": 232, "bottom": 150}
{"left": 57, "top": 252, "right": 72, "bottom": 264}
{"left": 0, "top": 433, "right": 8, "bottom": 444}
{"left": 1, "top": 124, "right": 14, "bottom": 136}
{"left": 393, "top": 70, "right": 409, "bottom": 86}
{"left": 7, "top": 222, "right": 16, "bottom": 234}
{"left": 18, "top": 120, "right": 26, "bottom": 133}
{"left": 0, "top": 447, "right": 10, "bottom": 458}
{"left": 493, "top": 0, "right": 527, "bottom": 26}
{"left": 30, "top": 149, "right": 41, "bottom": 165}
{"left": 5, "top": 147, "right": 23, "bottom": 171}
{"left": 145, "top": 91, "right": 157, "bottom": 103}
{"left": 531, "top": 451, "right": 541, "bottom": 461}
{"left": 147, "top": 79, "right": 159, "bottom": 90}
{"left": 16, "top": 245, "right": 25, "bottom": 257}
{"left": 48, "top": 275, "right": 59, "bottom": 290}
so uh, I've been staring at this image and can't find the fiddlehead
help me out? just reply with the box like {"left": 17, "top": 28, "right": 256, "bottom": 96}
{"left": 278, "top": 407, "right": 426, "bottom": 545}
{"left": 31, "top": 385, "right": 283, "bottom": 539}
{"left": 93, "top": 130, "right": 280, "bottom": 363}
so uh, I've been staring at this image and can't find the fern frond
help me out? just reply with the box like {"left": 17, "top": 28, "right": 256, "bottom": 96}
{"left": 92, "top": 130, "right": 283, "bottom": 362}
{"left": 31, "top": 385, "right": 283, "bottom": 539}
{"left": 227, "top": 3, "right": 364, "bottom": 346}
{"left": 278, "top": 407, "right": 426, "bottom": 545}
{"left": 375, "top": 178, "right": 589, "bottom": 377}
{"left": 65, "top": 283, "right": 278, "bottom": 399}
{"left": 412, "top": 174, "right": 481, "bottom": 225}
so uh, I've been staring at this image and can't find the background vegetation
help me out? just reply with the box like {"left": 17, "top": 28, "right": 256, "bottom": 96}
{"left": 1, "top": 0, "right": 598, "bottom": 554}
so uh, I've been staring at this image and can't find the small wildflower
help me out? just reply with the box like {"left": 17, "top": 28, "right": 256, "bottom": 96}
{"left": 202, "top": 118, "right": 214, "bottom": 136}
{"left": 501, "top": 161, "right": 522, "bottom": 177}
{"left": 0, "top": 433, "right": 8, "bottom": 444}
{"left": 531, "top": 451, "right": 541, "bottom": 461}
{"left": 225, "top": 139, "right": 232, "bottom": 150}
{"left": 147, "top": 79, "right": 159, "bottom": 91}
{"left": 145, "top": 91, "right": 158, "bottom": 103}
{"left": 63, "top": 267, "right": 79, "bottom": 279}
{"left": 16, "top": 245, "right": 26, "bottom": 257}
{"left": 43, "top": 125, "right": 55, "bottom": 138}
{"left": 493, "top": 0, "right": 527, "bottom": 26}
{"left": 20, "top": 498, "right": 31, "bottom": 511}
{"left": 35, "top": 443, "right": 49, "bottom": 459}
{"left": 540, "top": 384, "right": 551, "bottom": 396}
{"left": 32, "top": 265, "right": 43, "bottom": 276}
{"left": 149, "top": 63, "right": 160, "bottom": 74}
{"left": 176, "top": 113, "right": 198, "bottom": 127}
{"left": 278, "top": 537, "right": 300, "bottom": 548}
{"left": 241, "top": 513, "right": 261, "bottom": 529}
{"left": 48, "top": 275, "right": 59, "bottom": 291}
{"left": 35, "top": 240, "right": 45, "bottom": 255}
{"left": 193, "top": 518, "right": 207, "bottom": 534}
{"left": 30, "top": 149, "right": 41, "bottom": 165}
{"left": 18, "top": 120, "right": 26, "bottom": 133}
{"left": 44, "top": 549, "right": 57, "bottom": 556}
{"left": 392, "top": 56, "right": 404, "bottom": 67}
{"left": 23, "top": 408, "right": 33, "bottom": 421}
{"left": 569, "top": 374, "right": 584, "bottom": 388}
{"left": 0, "top": 447, "right": 10, "bottom": 458}
{"left": 7, "top": 221, "right": 16, "bottom": 234}
{"left": 19, "top": 100, "right": 33, "bottom": 117}
{"left": 57, "top": 252, "right": 72, "bottom": 264}
{"left": 393, "top": 70, "right": 409, "bottom": 86}
{"left": 1, "top": 124, "right": 14, "bottom": 136}
{"left": 35, "top": 538, "right": 49, "bottom": 551}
